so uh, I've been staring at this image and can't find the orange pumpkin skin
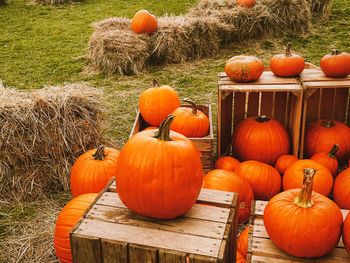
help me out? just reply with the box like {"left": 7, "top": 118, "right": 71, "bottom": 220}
{"left": 70, "top": 146, "right": 120, "bottom": 198}
{"left": 333, "top": 168, "right": 350, "bottom": 209}
{"left": 116, "top": 116, "right": 203, "bottom": 219}
{"left": 304, "top": 120, "right": 350, "bottom": 164}
{"left": 139, "top": 80, "right": 181, "bottom": 126}
{"left": 232, "top": 116, "right": 290, "bottom": 165}
{"left": 143, "top": 126, "right": 158, "bottom": 131}
{"left": 343, "top": 212, "right": 350, "bottom": 255}
{"left": 54, "top": 193, "right": 97, "bottom": 263}
{"left": 225, "top": 56, "right": 264, "bottom": 82}
{"left": 236, "top": 160, "right": 281, "bottom": 201}
{"left": 131, "top": 10, "right": 157, "bottom": 34}
{"left": 310, "top": 144, "right": 339, "bottom": 177}
{"left": 320, "top": 50, "right": 350, "bottom": 78}
{"left": 237, "top": 0, "right": 255, "bottom": 8}
{"left": 214, "top": 156, "right": 240, "bottom": 172}
{"left": 202, "top": 169, "right": 254, "bottom": 224}
{"left": 275, "top": 155, "right": 299, "bottom": 175}
{"left": 283, "top": 159, "right": 333, "bottom": 196}
{"left": 270, "top": 43, "right": 305, "bottom": 77}
{"left": 236, "top": 251, "right": 246, "bottom": 263}
{"left": 237, "top": 226, "right": 249, "bottom": 258}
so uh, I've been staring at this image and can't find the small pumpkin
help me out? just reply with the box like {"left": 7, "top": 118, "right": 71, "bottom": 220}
{"left": 236, "top": 251, "right": 246, "bottom": 263}
{"left": 170, "top": 98, "right": 210, "bottom": 138}
{"left": 232, "top": 115, "right": 290, "bottom": 165}
{"left": 202, "top": 169, "right": 254, "bottom": 224}
{"left": 225, "top": 55, "right": 264, "bottom": 82}
{"left": 139, "top": 80, "right": 181, "bottom": 126}
{"left": 283, "top": 159, "right": 333, "bottom": 196}
{"left": 270, "top": 43, "right": 305, "bottom": 77}
{"left": 143, "top": 126, "right": 158, "bottom": 131}
{"left": 237, "top": 226, "right": 249, "bottom": 258}
{"left": 116, "top": 115, "right": 203, "bottom": 219}
{"left": 131, "top": 10, "right": 157, "bottom": 34}
{"left": 343, "top": 212, "right": 350, "bottom": 255}
{"left": 263, "top": 168, "right": 343, "bottom": 257}
{"left": 320, "top": 49, "right": 350, "bottom": 78}
{"left": 237, "top": 0, "right": 255, "bottom": 8}
{"left": 275, "top": 154, "right": 299, "bottom": 175}
{"left": 310, "top": 144, "right": 339, "bottom": 177}
{"left": 214, "top": 156, "right": 240, "bottom": 172}
{"left": 54, "top": 193, "right": 98, "bottom": 263}
{"left": 235, "top": 160, "right": 281, "bottom": 201}
{"left": 70, "top": 145, "right": 120, "bottom": 198}
{"left": 333, "top": 168, "right": 350, "bottom": 209}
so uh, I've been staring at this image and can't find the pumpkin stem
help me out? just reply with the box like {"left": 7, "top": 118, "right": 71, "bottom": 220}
{"left": 153, "top": 79, "right": 159, "bottom": 88}
{"left": 183, "top": 98, "right": 198, "bottom": 115}
{"left": 331, "top": 49, "right": 340, "bottom": 55}
{"left": 255, "top": 115, "right": 270, "bottom": 123}
{"left": 154, "top": 115, "right": 175, "bottom": 141}
{"left": 321, "top": 120, "right": 335, "bottom": 128}
{"left": 294, "top": 168, "right": 315, "bottom": 208}
{"left": 328, "top": 144, "right": 339, "bottom": 159}
{"left": 93, "top": 145, "right": 107, "bottom": 160}
{"left": 285, "top": 43, "right": 292, "bottom": 57}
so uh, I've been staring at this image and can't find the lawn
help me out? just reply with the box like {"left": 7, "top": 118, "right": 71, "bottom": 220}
{"left": 0, "top": 0, "right": 350, "bottom": 262}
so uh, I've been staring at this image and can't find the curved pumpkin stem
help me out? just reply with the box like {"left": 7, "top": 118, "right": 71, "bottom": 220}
{"left": 328, "top": 144, "right": 339, "bottom": 159}
{"left": 153, "top": 79, "right": 159, "bottom": 88}
{"left": 154, "top": 114, "right": 175, "bottom": 141}
{"left": 93, "top": 145, "right": 107, "bottom": 160}
{"left": 256, "top": 115, "right": 270, "bottom": 123}
{"left": 321, "top": 120, "right": 335, "bottom": 128}
{"left": 183, "top": 98, "right": 198, "bottom": 115}
{"left": 285, "top": 43, "right": 292, "bottom": 57}
{"left": 331, "top": 49, "right": 340, "bottom": 55}
{"left": 294, "top": 168, "right": 316, "bottom": 208}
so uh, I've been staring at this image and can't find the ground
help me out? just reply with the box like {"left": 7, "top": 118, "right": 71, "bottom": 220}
{"left": 0, "top": 0, "right": 350, "bottom": 262}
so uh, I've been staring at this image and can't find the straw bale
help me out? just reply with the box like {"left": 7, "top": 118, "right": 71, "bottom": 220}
{"left": 93, "top": 17, "right": 131, "bottom": 32}
{"left": 32, "top": 0, "right": 71, "bottom": 5}
{"left": 0, "top": 82, "right": 106, "bottom": 202}
{"left": 306, "top": 0, "right": 332, "bottom": 18}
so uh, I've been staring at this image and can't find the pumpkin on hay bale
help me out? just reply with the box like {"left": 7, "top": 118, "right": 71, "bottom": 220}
{"left": 0, "top": 82, "right": 108, "bottom": 202}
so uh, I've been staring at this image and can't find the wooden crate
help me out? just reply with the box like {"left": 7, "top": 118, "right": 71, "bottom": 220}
{"left": 70, "top": 178, "right": 239, "bottom": 263}
{"left": 246, "top": 200, "right": 350, "bottom": 262}
{"left": 298, "top": 68, "right": 350, "bottom": 158}
{"left": 130, "top": 104, "right": 214, "bottom": 174}
{"left": 217, "top": 63, "right": 318, "bottom": 158}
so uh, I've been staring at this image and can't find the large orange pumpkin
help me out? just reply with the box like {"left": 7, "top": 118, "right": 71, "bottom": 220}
{"left": 310, "top": 144, "right": 339, "bottom": 177}
{"left": 236, "top": 160, "right": 281, "bottom": 201}
{"left": 139, "top": 80, "right": 181, "bottom": 126}
{"left": 333, "top": 168, "right": 350, "bottom": 209}
{"left": 304, "top": 119, "right": 350, "bottom": 164}
{"left": 283, "top": 159, "right": 333, "bottom": 196}
{"left": 343, "top": 212, "right": 350, "bottom": 255}
{"left": 131, "top": 10, "right": 157, "bottom": 34}
{"left": 54, "top": 193, "right": 97, "bottom": 263}
{"left": 237, "top": 226, "right": 249, "bottom": 258}
{"left": 264, "top": 168, "right": 342, "bottom": 257}
{"left": 214, "top": 156, "right": 240, "bottom": 172}
{"left": 237, "top": 0, "right": 255, "bottom": 8}
{"left": 202, "top": 169, "right": 254, "bottom": 224}
{"left": 232, "top": 115, "right": 290, "bottom": 165}
{"left": 225, "top": 55, "right": 264, "bottom": 82}
{"left": 170, "top": 98, "right": 209, "bottom": 138}
{"left": 116, "top": 115, "right": 203, "bottom": 219}
{"left": 275, "top": 154, "right": 299, "bottom": 175}
{"left": 70, "top": 146, "right": 120, "bottom": 198}
{"left": 236, "top": 251, "right": 246, "bottom": 263}
{"left": 320, "top": 49, "right": 350, "bottom": 78}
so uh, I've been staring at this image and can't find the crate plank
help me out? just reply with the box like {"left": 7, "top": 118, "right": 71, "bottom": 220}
{"left": 129, "top": 243, "right": 158, "bottom": 263}
{"left": 158, "top": 248, "right": 187, "bottom": 263}
{"left": 101, "top": 239, "right": 128, "bottom": 263}
{"left": 70, "top": 234, "right": 102, "bottom": 263}
{"left": 219, "top": 84, "right": 301, "bottom": 92}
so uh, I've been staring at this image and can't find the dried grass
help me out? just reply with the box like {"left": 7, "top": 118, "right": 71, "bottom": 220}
{"left": 0, "top": 82, "right": 107, "bottom": 202}
{"left": 31, "top": 0, "right": 71, "bottom": 5}
{"left": 306, "top": 0, "right": 332, "bottom": 18}
{"left": 92, "top": 17, "right": 132, "bottom": 32}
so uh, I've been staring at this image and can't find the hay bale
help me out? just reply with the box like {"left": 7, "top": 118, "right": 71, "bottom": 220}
{"left": 306, "top": 0, "right": 332, "bottom": 18}
{"left": 0, "top": 83, "right": 106, "bottom": 201}
{"left": 93, "top": 17, "right": 131, "bottom": 32}
{"left": 32, "top": 0, "right": 71, "bottom": 5}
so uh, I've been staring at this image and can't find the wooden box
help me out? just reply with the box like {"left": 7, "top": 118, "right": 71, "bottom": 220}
{"left": 217, "top": 63, "right": 318, "bottom": 158}
{"left": 70, "top": 178, "right": 238, "bottom": 263}
{"left": 246, "top": 200, "right": 350, "bottom": 262}
{"left": 298, "top": 68, "right": 350, "bottom": 158}
{"left": 130, "top": 104, "right": 214, "bottom": 174}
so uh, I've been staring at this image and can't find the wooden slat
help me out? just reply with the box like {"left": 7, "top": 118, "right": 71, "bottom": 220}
{"left": 70, "top": 234, "right": 102, "bottom": 263}
{"left": 129, "top": 243, "right": 158, "bottom": 263}
{"left": 304, "top": 81, "right": 350, "bottom": 88}
{"left": 101, "top": 239, "right": 128, "bottom": 263}
{"left": 300, "top": 69, "right": 350, "bottom": 82}
{"left": 220, "top": 84, "right": 301, "bottom": 92}
{"left": 217, "top": 87, "right": 233, "bottom": 157}
{"left": 197, "top": 188, "right": 236, "bottom": 208}
{"left": 158, "top": 248, "right": 187, "bottom": 263}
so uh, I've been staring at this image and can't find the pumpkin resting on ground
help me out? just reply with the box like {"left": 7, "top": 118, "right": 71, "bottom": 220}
{"left": 131, "top": 10, "right": 157, "bottom": 34}
{"left": 320, "top": 49, "right": 350, "bottom": 78}
{"left": 310, "top": 144, "right": 339, "bottom": 177}
{"left": 275, "top": 154, "right": 299, "bottom": 175}
{"left": 333, "top": 168, "right": 350, "bottom": 209}
{"left": 343, "top": 212, "right": 350, "bottom": 255}
{"left": 264, "top": 168, "right": 342, "bottom": 257}
{"left": 237, "top": 226, "right": 249, "bottom": 258}
{"left": 225, "top": 55, "right": 264, "bottom": 82}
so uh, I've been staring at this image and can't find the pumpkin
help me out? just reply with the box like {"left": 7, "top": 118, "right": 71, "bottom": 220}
{"left": 116, "top": 115, "right": 203, "bottom": 219}
{"left": 304, "top": 119, "right": 350, "bottom": 164}
{"left": 310, "top": 144, "right": 339, "bottom": 177}
{"left": 237, "top": 226, "right": 249, "bottom": 258}
{"left": 214, "top": 156, "right": 240, "bottom": 172}
{"left": 263, "top": 168, "right": 342, "bottom": 257}
{"left": 54, "top": 193, "right": 98, "bottom": 263}
{"left": 235, "top": 160, "right": 281, "bottom": 201}
{"left": 283, "top": 159, "right": 333, "bottom": 196}
{"left": 225, "top": 55, "right": 264, "bottom": 82}
{"left": 139, "top": 80, "right": 181, "bottom": 126}
{"left": 170, "top": 98, "right": 210, "bottom": 138}
{"left": 202, "top": 169, "right": 254, "bottom": 224}
{"left": 143, "top": 126, "right": 158, "bottom": 131}
{"left": 333, "top": 168, "right": 350, "bottom": 209}
{"left": 237, "top": 0, "right": 255, "bottom": 8}
{"left": 320, "top": 49, "right": 350, "bottom": 78}
{"left": 236, "top": 251, "right": 246, "bottom": 263}
{"left": 131, "top": 10, "right": 157, "bottom": 34}
{"left": 232, "top": 115, "right": 290, "bottom": 165}
{"left": 275, "top": 155, "right": 299, "bottom": 175}
{"left": 343, "top": 212, "right": 350, "bottom": 255}
{"left": 70, "top": 145, "right": 120, "bottom": 198}
{"left": 270, "top": 43, "right": 305, "bottom": 77}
